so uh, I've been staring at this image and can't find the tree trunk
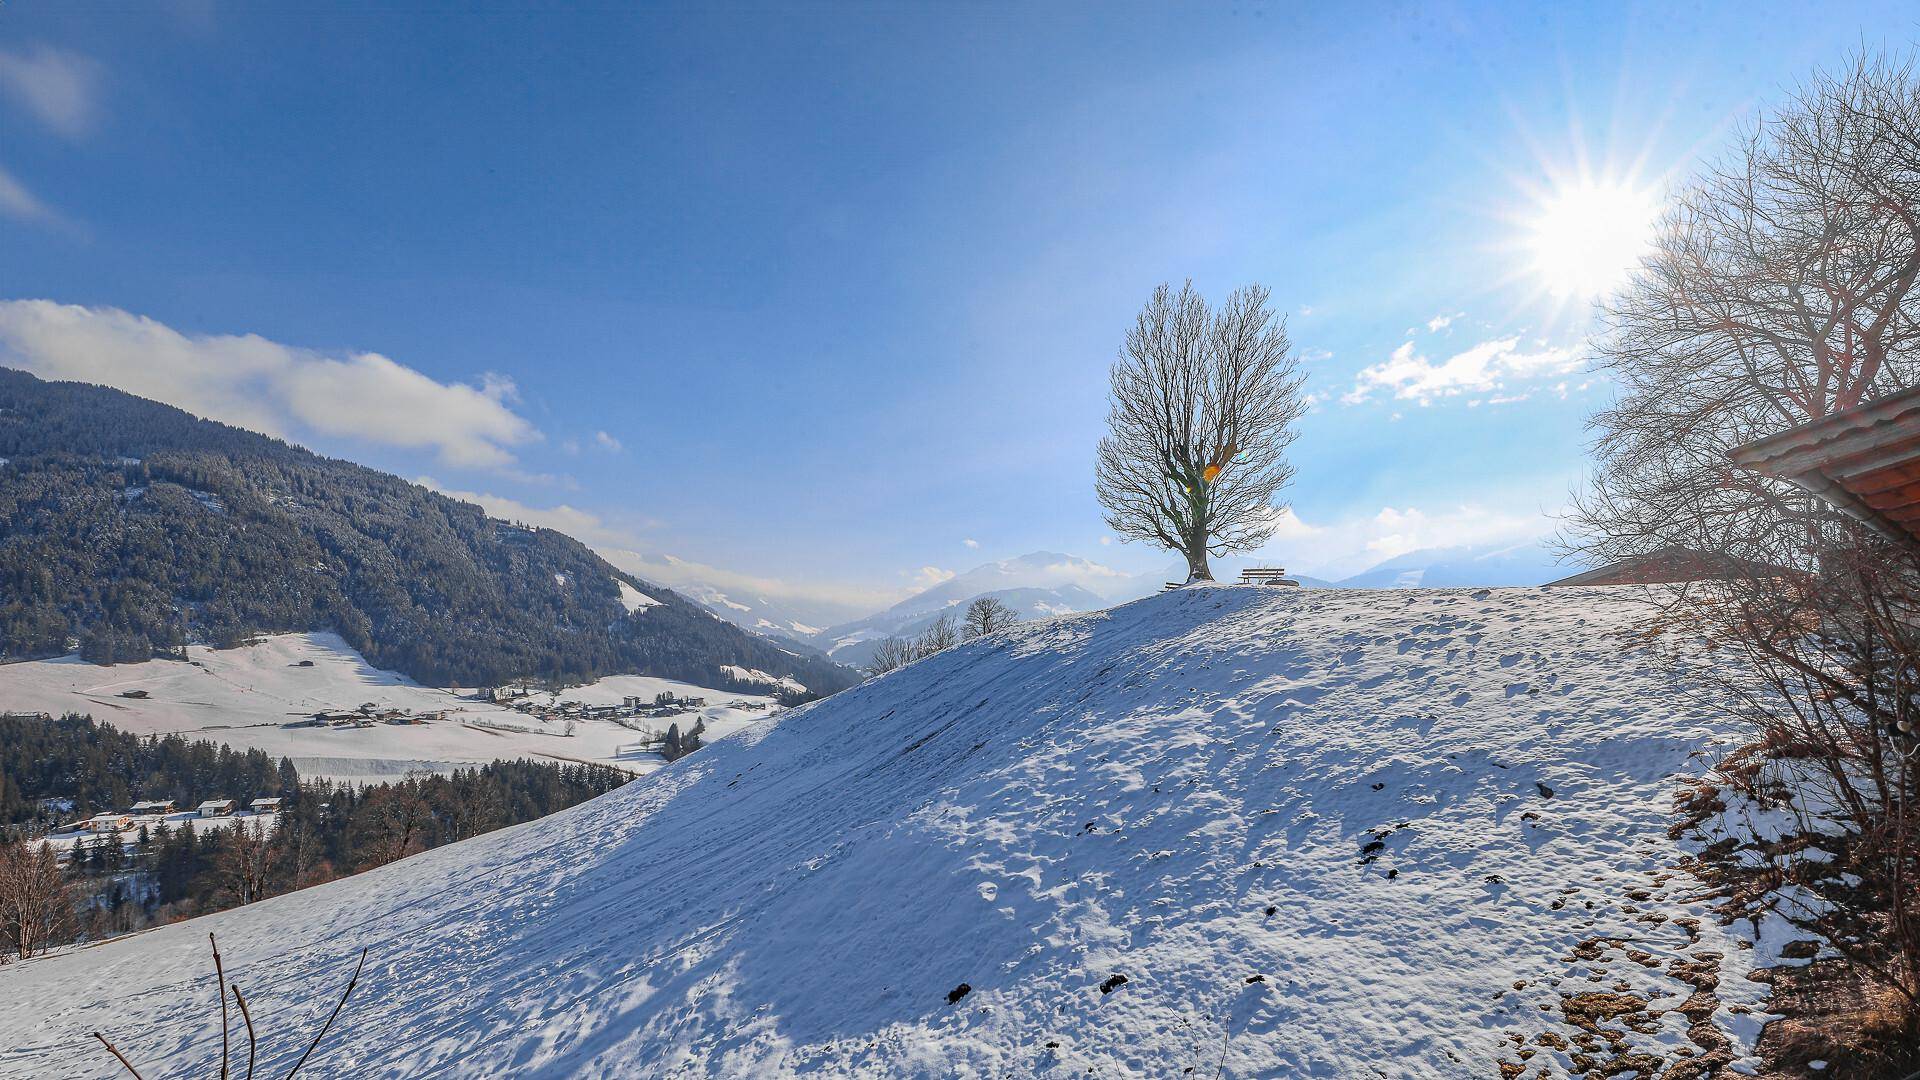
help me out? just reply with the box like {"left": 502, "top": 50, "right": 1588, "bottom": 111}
{"left": 1184, "top": 543, "right": 1213, "bottom": 583}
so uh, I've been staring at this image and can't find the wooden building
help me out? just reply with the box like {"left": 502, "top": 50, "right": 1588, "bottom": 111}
{"left": 1729, "top": 384, "right": 1920, "bottom": 549}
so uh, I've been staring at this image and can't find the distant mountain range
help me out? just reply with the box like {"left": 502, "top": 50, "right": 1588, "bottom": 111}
{"left": 820, "top": 583, "right": 1109, "bottom": 669}
{"left": 0, "top": 369, "right": 857, "bottom": 698}
{"left": 596, "top": 549, "right": 866, "bottom": 650}
{"left": 655, "top": 541, "right": 1583, "bottom": 669}
{"left": 1330, "top": 540, "right": 1575, "bottom": 589}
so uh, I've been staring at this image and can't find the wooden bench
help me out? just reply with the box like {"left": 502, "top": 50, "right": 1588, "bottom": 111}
{"left": 1239, "top": 567, "right": 1299, "bottom": 587}
{"left": 1161, "top": 581, "right": 1185, "bottom": 592}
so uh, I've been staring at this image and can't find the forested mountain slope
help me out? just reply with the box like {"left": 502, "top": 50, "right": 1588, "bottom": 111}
{"left": 0, "top": 369, "right": 854, "bottom": 695}
{"left": 0, "top": 586, "right": 1780, "bottom": 1078}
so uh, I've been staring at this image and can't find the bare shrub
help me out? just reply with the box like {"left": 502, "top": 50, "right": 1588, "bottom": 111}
{"left": 94, "top": 932, "right": 367, "bottom": 1080}
{"left": 866, "top": 636, "right": 916, "bottom": 677}
{"left": 914, "top": 613, "right": 959, "bottom": 656}
{"left": 1568, "top": 51, "right": 1920, "bottom": 1041}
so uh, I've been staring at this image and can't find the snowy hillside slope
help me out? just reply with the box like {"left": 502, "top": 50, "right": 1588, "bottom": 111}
{"left": 0, "top": 587, "right": 1774, "bottom": 1078}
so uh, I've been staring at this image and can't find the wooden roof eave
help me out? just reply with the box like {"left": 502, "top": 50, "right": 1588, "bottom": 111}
{"left": 1777, "top": 467, "right": 1920, "bottom": 557}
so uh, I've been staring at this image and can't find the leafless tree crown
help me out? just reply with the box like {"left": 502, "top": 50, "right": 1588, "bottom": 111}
{"left": 963, "top": 597, "right": 1019, "bottom": 639}
{"left": 1567, "top": 52, "right": 1920, "bottom": 1039}
{"left": 1569, "top": 53, "right": 1920, "bottom": 568}
{"left": 0, "top": 840, "right": 73, "bottom": 960}
{"left": 1095, "top": 281, "right": 1306, "bottom": 581}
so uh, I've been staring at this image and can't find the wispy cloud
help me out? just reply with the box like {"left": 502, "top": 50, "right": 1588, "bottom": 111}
{"left": 417, "top": 479, "right": 899, "bottom": 614}
{"left": 594, "top": 430, "right": 623, "bottom": 453}
{"left": 1342, "top": 336, "right": 1581, "bottom": 406}
{"left": 962, "top": 538, "right": 980, "bottom": 549}
{"left": 0, "top": 45, "right": 103, "bottom": 140}
{"left": 0, "top": 165, "right": 59, "bottom": 225}
{"left": 0, "top": 299, "right": 539, "bottom": 469}
{"left": 1425, "top": 311, "right": 1463, "bottom": 333}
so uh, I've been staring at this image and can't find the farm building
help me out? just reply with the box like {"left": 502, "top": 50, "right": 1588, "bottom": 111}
{"left": 1546, "top": 546, "right": 1792, "bottom": 587}
{"left": 128, "top": 799, "right": 176, "bottom": 815}
{"left": 198, "top": 799, "right": 236, "bottom": 817}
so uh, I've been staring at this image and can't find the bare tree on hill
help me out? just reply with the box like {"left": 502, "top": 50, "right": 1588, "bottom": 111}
{"left": 1095, "top": 281, "right": 1307, "bottom": 582}
{"left": 963, "top": 597, "right": 1019, "bottom": 639}
{"left": 0, "top": 839, "right": 74, "bottom": 960}
{"left": 866, "top": 636, "right": 915, "bottom": 677}
{"left": 915, "top": 612, "right": 959, "bottom": 654}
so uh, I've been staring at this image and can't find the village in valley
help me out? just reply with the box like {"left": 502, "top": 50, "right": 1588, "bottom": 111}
{"left": 13, "top": 670, "right": 779, "bottom": 871}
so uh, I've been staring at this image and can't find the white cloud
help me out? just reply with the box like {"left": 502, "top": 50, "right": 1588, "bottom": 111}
{"left": 1425, "top": 311, "right": 1463, "bottom": 333}
{"left": 1098, "top": 535, "right": 1113, "bottom": 546}
{"left": 0, "top": 300, "right": 539, "bottom": 469}
{"left": 962, "top": 538, "right": 980, "bottom": 549}
{"left": 0, "top": 45, "right": 102, "bottom": 139}
{"left": 1252, "top": 503, "right": 1552, "bottom": 580}
{"left": 594, "top": 430, "right": 623, "bottom": 453}
{"left": 910, "top": 566, "right": 957, "bottom": 589}
{"left": 1342, "top": 336, "right": 1581, "bottom": 406}
{"left": 420, "top": 479, "right": 627, "bottom": 546}
{"left": 0, "top": 164, "right": 58, "bottom": 225}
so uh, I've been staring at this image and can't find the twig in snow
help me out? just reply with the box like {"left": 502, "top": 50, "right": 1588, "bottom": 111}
{"left": 283, "top": 947, "right": 367, "bottom": 1079}
{"left": 211, "top": 934, "right": 230, "bottom": 1080}
{"left": 89, "top": 1032, "right": 145, "bottom": 1080}
{"left": 231, "top": 984, "right": 258, "bottom": 1080}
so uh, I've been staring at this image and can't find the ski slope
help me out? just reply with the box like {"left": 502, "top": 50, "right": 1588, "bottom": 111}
{"left": 0, "top": 587, "right": 1781, "bottom": 1078}
{"left": 0, "top": 633, "right": 780, "bottom": 784}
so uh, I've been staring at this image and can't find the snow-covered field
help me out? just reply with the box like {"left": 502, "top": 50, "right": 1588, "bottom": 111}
{"left": 0, "top": 587, "right": 1788, "bottom": 1078}
{"left": 0, "top": 633, "right": 779, "bottom": 784}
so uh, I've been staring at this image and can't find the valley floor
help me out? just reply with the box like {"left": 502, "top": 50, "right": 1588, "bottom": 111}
{"left": 0, "top": 632, "right": 781, "bottom": 784}
{"left": 0, "top": 587, "right": 1789, "bottom": 1078}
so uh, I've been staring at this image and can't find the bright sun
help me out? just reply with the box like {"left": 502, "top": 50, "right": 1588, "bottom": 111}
{"left": 1524, "top": 179, "right": 1659, "bottom": 301}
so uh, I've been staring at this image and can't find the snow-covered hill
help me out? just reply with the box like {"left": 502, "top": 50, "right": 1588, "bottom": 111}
{"left": 0, "top": 587, "right": 1777, "bottom": 1078}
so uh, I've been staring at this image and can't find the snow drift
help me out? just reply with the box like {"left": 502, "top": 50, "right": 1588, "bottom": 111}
{"left": 0, "top": 587, "right": 1771, "bottom": 1078}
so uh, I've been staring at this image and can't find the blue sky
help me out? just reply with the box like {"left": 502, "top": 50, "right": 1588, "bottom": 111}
{"left": 1, "top": 1, "right": 1913, "bottom": 611}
